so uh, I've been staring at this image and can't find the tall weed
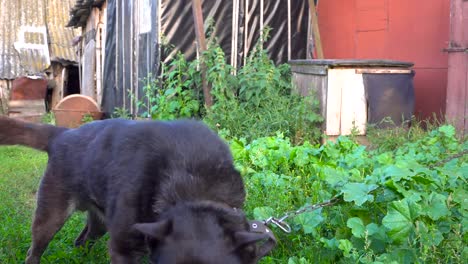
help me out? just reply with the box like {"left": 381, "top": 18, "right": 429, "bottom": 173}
{"left": 203, "top": 29, "right": 323, "bottom": 144}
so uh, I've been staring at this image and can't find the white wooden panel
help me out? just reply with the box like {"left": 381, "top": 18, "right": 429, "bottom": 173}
{"left": 325, "top": 69, "right": 343, "bottom": 135}
{"left": 340, "top": 71, "right": 367, "bottom": 135}
{"left": 326, "top": 69, "right": 367, "bottom": 136}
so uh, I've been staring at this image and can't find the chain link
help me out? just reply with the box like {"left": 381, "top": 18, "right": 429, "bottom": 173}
{"left": 263, "top": 196, "right": 342, "bottom": 233}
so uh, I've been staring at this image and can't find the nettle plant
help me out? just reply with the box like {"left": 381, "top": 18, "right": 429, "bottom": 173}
{"left": 137, "top": 54, "right": 202, "bottom": 120}
{"left": 202, "top": 29, "right": 323, "bottom": 144}
{"left": 231, "top": 125, "right": 467, "bottom": 263}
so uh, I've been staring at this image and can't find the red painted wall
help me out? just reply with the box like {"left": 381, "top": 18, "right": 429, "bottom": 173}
{"left": 318, "top": 0, "right": 450, "bottom": 119}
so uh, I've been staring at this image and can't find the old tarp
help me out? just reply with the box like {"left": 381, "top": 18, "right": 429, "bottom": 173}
{"left": 101, "top": 0, "right": 159, "bottom": 116}
{"left": 160, "top": 0, "right": 308, "bottom": 64}
{"left": 101, "top": 0, "right": 117, "bottom": 116}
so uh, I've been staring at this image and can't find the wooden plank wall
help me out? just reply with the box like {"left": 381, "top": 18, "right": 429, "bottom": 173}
{"left": 0, "top": 80, "right": 11, "bottom": 115}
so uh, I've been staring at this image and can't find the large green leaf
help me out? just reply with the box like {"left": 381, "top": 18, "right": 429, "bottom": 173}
{"left": 342, "top": 183, "right": 378, "bottom": 206}
{"left": 323, "top": 166, "right": 348, "bottom": 187}
{"left": 422, "top": 192, "right": 450, "bottom": 220}
{"left": 346, "top": 217, "right": 365, "bottom": 238}
{"left": 382, "top": 198, "right": 421, "bottom": 243}
{"left": 416, "top": 221, "right": 444, "bottom": 247}
{"left": 338, "top": 239, "right": 354, "bottom": 258}
{"left": 366, "top": 223, "right": 387, "bottom": 241}
{"left": 294, "top": 209, "right": 324, "bottom": 235}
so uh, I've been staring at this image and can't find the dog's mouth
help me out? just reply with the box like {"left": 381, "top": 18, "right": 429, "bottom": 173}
{"left": 134, "top": 200, "right": 277, "bottom": 263}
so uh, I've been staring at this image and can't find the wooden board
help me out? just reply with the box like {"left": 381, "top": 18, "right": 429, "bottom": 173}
{"left": 340, "top": 70, "right": 367, "bottom": 135}
{"left": 325, "top": 69, "right": 343, "bottom": 135}
{"left": 355, "top": 68, "right": 412, "bottom": 74}
{"left": 326, "top": 69, "right": 367, "bottom": 136}
{"left": 8, "top": 99, "right": 46, "bottom": 123}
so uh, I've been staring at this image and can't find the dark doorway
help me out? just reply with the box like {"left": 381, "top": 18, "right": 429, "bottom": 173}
{"left": 64, "top": 66, "right": 80, "bottom": 96}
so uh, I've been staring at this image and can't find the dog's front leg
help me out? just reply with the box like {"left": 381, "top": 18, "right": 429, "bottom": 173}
{"left": 74, "top": 210, "right": 107, "bottom": 248}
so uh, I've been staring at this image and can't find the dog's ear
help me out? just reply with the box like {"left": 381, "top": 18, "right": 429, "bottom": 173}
{"left": 132, "top": 220, "right": 171, "bottom": 240}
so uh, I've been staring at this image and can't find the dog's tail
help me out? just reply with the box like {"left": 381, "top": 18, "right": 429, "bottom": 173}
{"left": 0, "top": 115, "right": 67, "bottom": 152}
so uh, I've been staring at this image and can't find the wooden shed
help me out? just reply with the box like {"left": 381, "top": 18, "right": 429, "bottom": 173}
{"left": 290, "top": 59, "right": 415, "bottom": 138}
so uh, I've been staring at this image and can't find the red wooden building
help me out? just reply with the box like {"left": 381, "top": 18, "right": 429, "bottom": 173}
{"left": 317, "top": 0, "right": 466, "bottom": 132}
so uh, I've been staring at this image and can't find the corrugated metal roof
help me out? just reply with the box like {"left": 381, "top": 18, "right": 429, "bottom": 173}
{"left": 48, "top": 0, "right": 81, "bottom": 64}
{"left": 68, "top": 0, "right": 106, "bottom": 27}
{"left": 0, "top": 0, "right": 81, "bottom": 80}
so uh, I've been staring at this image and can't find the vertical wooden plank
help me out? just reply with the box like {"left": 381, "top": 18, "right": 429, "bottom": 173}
{"left": 191, "top": 0, "right": 207, "bottom": 53}
{"left": 308, "top": 0, "right": 324, "bottom": 59}
{"left": 0, "top": 80, "right": 11, "bottom": 115}
{"left": 326, "top": 69, "right": 343, "bottom": 135}
{"left": 326, "top": 69, "right": 367, "bottom": 136}
{"left": 306, "top": 11, "right": 313, "bottom": 59}
{"left": 191, "top": 0, "right": 212, "bottom": 108}
{"left": 340, "top": 70, "right": 367, "bottom": 135}
{"left": 446, "top": 0, "right": 468, "bottom": 134}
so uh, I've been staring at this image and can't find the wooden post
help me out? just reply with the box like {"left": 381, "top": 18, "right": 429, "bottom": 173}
{"left": 445, "top": 0, "right": 467, "bottom": 135}
{"left": 191, "top": 0, "right": 212, "bottom": 108}
{"left": 308, "top": 0, "right": 324, "bottom": 59}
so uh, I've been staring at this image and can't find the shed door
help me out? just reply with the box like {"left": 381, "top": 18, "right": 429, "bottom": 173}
{"left": 446, "top": 0, "right": 468, "bottom": 134}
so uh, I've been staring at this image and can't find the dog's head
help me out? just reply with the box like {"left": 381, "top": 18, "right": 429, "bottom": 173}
{"left": 133, "top": 201, "right": 275, "bottom": 264}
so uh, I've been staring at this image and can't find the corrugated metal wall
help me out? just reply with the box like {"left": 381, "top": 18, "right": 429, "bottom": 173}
{"left": 318, "top": 0, "right": 450, "bottom": 120}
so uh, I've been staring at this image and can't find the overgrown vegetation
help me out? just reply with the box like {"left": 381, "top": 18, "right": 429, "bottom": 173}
{"left": 234, "top": 125, "right": 467, "bottom": 263}
{"left": 116, "top": 29, "right": 323, "bottom": 144}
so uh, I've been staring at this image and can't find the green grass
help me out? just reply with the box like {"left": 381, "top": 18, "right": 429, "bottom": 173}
{"left": 0, "top": 146, "right": 109, "bottom": 263}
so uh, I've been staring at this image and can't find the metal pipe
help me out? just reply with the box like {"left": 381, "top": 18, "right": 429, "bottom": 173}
{"left": 244, "top": 0, "right": 249, "bottom": 65}
{"left": 260, "top": 0, "right": 264, "bottom": 41}
{"left": 287, "top": 0, "right": 291, "bottom": 60}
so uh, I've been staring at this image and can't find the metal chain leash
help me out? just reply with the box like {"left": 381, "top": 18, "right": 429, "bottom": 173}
{"left": 263, "top": 196, "right": 342, "bottom": 233}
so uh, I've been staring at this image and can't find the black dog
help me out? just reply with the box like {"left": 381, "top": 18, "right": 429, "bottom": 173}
{"left": 0, "top": 116, "right": 275, "bottom": 263}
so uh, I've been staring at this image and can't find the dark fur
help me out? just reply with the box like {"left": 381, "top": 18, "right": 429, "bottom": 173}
{"left": 0, "top": 116, "right": 271, "bottom": 264}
